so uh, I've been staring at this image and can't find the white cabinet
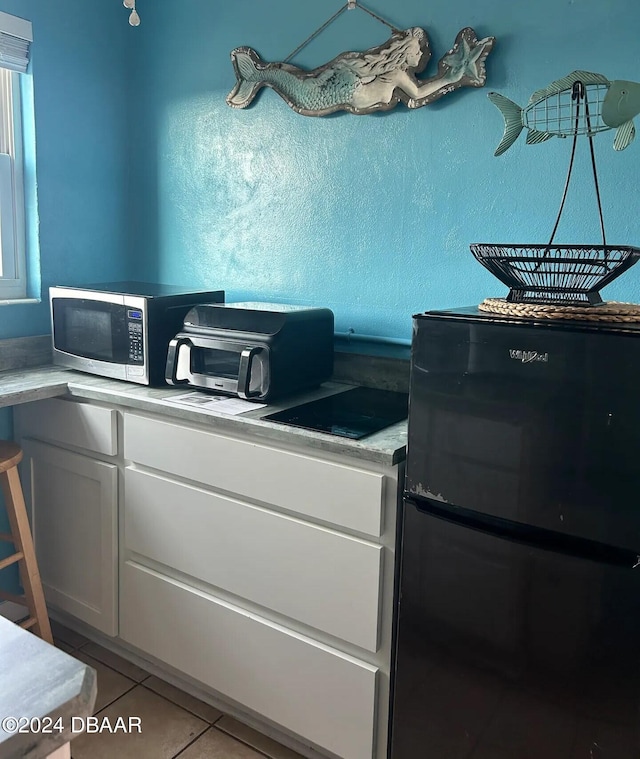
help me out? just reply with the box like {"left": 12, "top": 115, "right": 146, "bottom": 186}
{"left": 14, "top": 396, "right": 402, "bottom": 759}
{"left": 15, "top": 399, "right": 119, "bottom": 636}
{"left": 121, "top": 411, "right": 400, "bottom": 759}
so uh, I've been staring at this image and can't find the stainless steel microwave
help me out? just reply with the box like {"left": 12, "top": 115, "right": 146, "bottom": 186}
{"left": 165, "top": 302, "right": 334, "bottom": 401}
{"left": 50, "top": 282, "right": 224, "bottom": 385}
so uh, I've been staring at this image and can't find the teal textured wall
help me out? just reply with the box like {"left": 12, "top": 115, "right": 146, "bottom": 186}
{"left": 0, "top": 0, "right": 131, "bottom": 591}
{"left": 1, "top": 0, "right": 640, "bottom": 343}
{"left": 127, "top": 0, "right": 640, "bottom": 341}
{"left": 0, "top": 0, "right": 130, "bottom": 340}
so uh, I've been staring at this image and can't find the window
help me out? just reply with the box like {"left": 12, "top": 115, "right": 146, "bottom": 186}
{"left": 0, "top": 11, "right": 32, "bottom": 301}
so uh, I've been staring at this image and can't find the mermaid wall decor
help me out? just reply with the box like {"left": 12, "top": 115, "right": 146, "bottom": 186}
{"left": 226, "top": 26, "right": 496, "bottom": 117}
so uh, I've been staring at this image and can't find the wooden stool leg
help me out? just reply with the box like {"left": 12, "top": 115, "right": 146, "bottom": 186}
{"left": 1, "top": 465, "right": 53, "bottom": 644}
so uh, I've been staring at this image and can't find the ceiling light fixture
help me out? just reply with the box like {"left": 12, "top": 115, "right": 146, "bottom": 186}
{"left": 122, "top": 0, "right": 140, "bottom": 26}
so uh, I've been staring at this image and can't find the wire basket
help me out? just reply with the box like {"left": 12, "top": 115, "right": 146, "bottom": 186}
{"left": 470, "top": 243, "right": 640, "bottom": 305}
{"left": 475, "top": 78, "right": 640, "bottom": 306}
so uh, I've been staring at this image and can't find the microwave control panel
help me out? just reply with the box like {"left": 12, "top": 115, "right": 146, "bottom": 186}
{"left": 127, "top": 309, "right": 144, "bottom": 364}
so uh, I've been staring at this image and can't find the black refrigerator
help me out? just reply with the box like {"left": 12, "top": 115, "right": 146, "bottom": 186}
{"left": 390, "top": 307, "right": 640, "bottom": 759}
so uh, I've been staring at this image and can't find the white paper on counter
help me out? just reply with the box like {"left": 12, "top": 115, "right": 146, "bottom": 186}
{"left": 166, "top": 391, "right": 266, "bottom": 416}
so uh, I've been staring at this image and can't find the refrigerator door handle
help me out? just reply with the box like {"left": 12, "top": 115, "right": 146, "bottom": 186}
{"left": 405, "top": 493, "right": 640, "bottom": 569}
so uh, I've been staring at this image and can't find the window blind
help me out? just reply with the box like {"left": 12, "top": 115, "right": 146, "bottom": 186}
{"left": 0, "top": 11, "right": 32, "bottom": 74}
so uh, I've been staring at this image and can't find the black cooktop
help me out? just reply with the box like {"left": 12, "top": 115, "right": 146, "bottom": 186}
{"left": 262, "top": 386, "right": 409, "bottom": 440}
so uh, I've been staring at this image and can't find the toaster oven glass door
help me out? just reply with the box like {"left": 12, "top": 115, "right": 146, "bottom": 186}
{"left": 195, "top": 348, "right": 242, "bottom": 380}
{"left": 168, "top": 336, "right": 270, "bottom": 399}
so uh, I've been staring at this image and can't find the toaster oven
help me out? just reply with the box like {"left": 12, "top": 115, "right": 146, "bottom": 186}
{"left": 165, "top": 302, "right": 334, "bottom": 401}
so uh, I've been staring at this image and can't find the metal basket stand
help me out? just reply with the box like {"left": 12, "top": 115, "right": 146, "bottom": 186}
{"left": 472, "top": 80, "right": 640, "bottom": 306}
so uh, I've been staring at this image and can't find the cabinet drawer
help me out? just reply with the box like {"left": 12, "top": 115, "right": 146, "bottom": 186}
{"left": 121, "top": 562, "right": 377, "bottom": 759}
{"left": 16, "top": 398, "right": 117, "bottom": 456}
{"left": 125, "top": 467, "right": 382, "bottom": 652}
{"left": 123, "top": 413, "right": 384, "bottom": 536}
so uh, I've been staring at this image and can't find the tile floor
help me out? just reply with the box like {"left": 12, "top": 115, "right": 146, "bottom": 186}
{"left": 50, "top": 621, "right": 305, "bottom": 759}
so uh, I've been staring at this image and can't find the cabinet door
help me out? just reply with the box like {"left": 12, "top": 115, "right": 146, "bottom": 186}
{"left": 21, "top": 440, "right": 118, "bottom": 635}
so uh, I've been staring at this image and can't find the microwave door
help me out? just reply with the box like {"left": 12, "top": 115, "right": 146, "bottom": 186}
{"left": 50, "top": 293, "right": 146, "bottom": 382}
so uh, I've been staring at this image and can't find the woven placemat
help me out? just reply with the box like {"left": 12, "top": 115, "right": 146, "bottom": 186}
{"left": 479, "top": 298, "right": 640, "bottom": 322}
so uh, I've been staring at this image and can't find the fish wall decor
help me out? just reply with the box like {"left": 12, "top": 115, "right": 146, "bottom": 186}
{"left": 489, "top": 70, "right": 640, "bottom": 155}
{"left": 226, "top": 26, "right": 495, "bottom": 116}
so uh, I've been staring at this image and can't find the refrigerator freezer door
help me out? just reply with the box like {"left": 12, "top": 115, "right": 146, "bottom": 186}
{"left": 391, "top": 499, "right": 640, "bottom": 759}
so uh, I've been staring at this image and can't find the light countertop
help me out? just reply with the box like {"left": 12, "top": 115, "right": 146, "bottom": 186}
{"left": 0, "top": 366, "right": 407, "bottom": 466}
{"left": 0, "top": 615, "right": 96, "bottom": 759}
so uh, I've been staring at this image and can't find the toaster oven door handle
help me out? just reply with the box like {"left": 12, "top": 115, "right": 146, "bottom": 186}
{"left": 238, "top": 346, "right": 262, "bottom": 399}
{"left": 165, "top": 336, "right": 192, "bottom": 385}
